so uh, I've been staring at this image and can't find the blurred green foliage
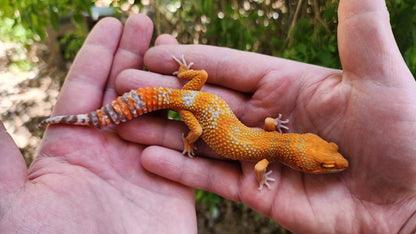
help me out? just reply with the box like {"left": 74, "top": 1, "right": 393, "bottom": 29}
{"left": 195, "top": 189, "right": 222, "bottom": 213}
{"left": 59, "top": 32, "right": 86, "bottom": 59}
{"left": 0, "top": 0, "right": 414, "bottom": 75}
{"left": 153, "top": 0, "right": 341, "bottom": 67}
{"left": 0, "top": 15, "right": 33, "bottom": 43}
{"left": 387, "top": 0, "right": 416, "bottom": 76}
{"left": 0, "top": 0, "right": 92, "bottom": 40}
{"left": 0, "top": 15, "right": 34, "bottom": 71}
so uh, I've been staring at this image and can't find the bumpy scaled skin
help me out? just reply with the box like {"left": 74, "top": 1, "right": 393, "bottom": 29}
{"left": 39, "top": 55, "right": 349, "bottom": 190}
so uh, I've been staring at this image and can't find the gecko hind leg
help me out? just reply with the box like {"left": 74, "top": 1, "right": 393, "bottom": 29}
{"left": 179, "top": 110, "right": 202, "bottom": 158}
{"left": 172, "top": 55, "right": 208, "bottom": 91}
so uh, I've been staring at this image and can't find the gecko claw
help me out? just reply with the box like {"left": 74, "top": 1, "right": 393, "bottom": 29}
{"left": 182, "top": 149, "right": 195, "bottom": 158}
{"left": 275, "top": 114, "right": 289, "bottom": 134}
{"left": 181, "top": 132, "right": 197, "bottom": 158}
{"left": 258, "top": 170, "right": 275, "bottom": 191}
{"left": 172, "top": 55, "right": 194, "bottom": 75}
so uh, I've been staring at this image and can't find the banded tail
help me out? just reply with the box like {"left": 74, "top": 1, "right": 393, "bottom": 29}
{"left": 39, "top": 87, "right": 176, "bottom": 128}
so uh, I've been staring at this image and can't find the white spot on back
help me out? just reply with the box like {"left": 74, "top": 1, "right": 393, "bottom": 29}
{"left": 182, "top": 90, "right": 197, "bottom": 107}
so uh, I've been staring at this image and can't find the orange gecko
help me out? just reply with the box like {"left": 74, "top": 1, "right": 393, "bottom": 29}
{"left": 39, "top": 55, "right": 349, "bottom": 190}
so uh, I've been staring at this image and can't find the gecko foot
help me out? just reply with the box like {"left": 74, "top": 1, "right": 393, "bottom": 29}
{"left": 182, "top": 149, "right": 195, "bottom": 158}
{"left": 274, "top": 114, "right": 289, "bottom": 133}
{"left": 181, "top": 133, "right": 197, "bottom": 158}
{"left": 258, "top": 170, "right": 275, "bottom": 191}
{"left": 172, "top": 55, "right": 194, "bottom": 75}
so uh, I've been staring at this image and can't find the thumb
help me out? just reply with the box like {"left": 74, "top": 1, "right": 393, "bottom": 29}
{"left": 338, "top": 0, "right": 413, "bottom": 86}
{"left": 0, "top": 122, "right": 27, "bottom": 197}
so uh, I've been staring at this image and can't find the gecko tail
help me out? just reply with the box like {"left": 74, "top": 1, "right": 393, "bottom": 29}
{"left": 39, "top": 87, "right": 175, "bottom": 128}
{"left": 38, "top": 114, "right": 91, "bottom": 128}
{"left": 38, "top": 100, "right": 137, "bottom": 128}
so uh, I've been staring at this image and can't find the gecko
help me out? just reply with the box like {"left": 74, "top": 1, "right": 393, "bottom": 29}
{"left": 39, "top": 55, "right": 349, "bottom": 190}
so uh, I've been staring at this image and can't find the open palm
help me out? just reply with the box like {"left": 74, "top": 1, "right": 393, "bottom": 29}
{"left": 116, "top": 0, "right": 416, "bottom": 232}
{"left": 0, "top": 15, "right": 196, "bottom": 232}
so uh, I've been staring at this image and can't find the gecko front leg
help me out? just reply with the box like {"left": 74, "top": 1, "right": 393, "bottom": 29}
{"left": 264, "top": 114, "right": 289, "bottom": 133}
{"left": 255, "top": 159, "right": 275, "bottom": 190}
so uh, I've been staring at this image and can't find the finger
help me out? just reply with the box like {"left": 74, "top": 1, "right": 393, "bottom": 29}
{"left": 143, "top": 45, "right": 317, "bottom": 93}
{"left": 118, "top": 115, "right": 220, "bottom": 159}
{"left": 104, "top": 14, "right": 153, "bottom": 104}
{"left": 338, "top": 0, "right": 413, "bottom": 85}
{"left": 0, "top": 122, "right": 27, "bottom": 198}
{"left": 141, "top": 145, "right": 353, "bottom": 233}
{"left": 140, "top": 146, "right": 247, "bottom": 199}
{"left": 155, "top": 34, "right": 179, "bottom": 45}
{"left": 52, "top": 17, "right": 123, "bottom": 115}
{"left": 116, "top": 69, "right": 182, "bottom": 92}
{"left": 141, "top": 146, "right": 291, "bottom": 207}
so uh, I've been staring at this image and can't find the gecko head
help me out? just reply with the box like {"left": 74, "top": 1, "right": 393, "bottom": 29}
{"left": 285, "top": 133, "right": 349, "bottom": 174}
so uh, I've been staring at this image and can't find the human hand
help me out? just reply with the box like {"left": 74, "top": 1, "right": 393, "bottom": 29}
{"left": 0, "top": 15, "right": 197, "bottom": 233}
{"left": 116, "top": 0, "right": 416, "bottom": 232}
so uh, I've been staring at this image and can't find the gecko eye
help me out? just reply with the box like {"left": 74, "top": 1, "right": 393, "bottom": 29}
{"left": 321, "top": 162, "right": 336, "bottom": 169}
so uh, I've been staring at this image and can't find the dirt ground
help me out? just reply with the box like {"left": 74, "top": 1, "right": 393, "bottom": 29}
{"left": 0, "top": 41, "right": 63, "bottom": 165}
{"left": 0, "top": 41, "right": 290, "bottom": 233}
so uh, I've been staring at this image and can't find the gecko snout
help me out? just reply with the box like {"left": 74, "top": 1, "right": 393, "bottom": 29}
{"left": 300, "top": 135, "right": 349, "bottom": 173}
